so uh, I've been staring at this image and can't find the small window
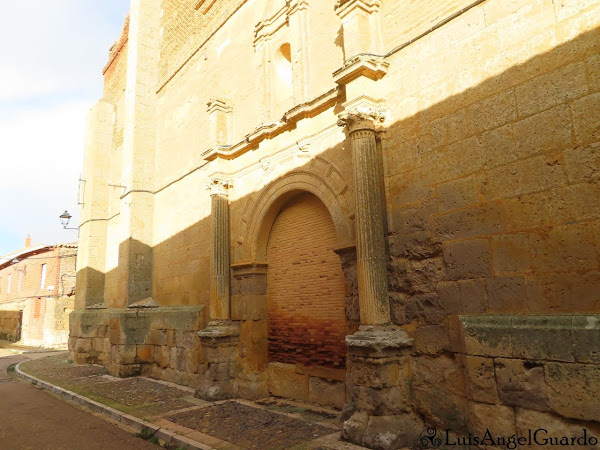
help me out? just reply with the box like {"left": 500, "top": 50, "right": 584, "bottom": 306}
{"left": 18, "top": 272, "right": 22, "bottom": 292}
{"left": 40, "top": 264, "right": 47, "bottom": 289}
{"left": 274, "top": 43, "right": 293, "bottom": 107}
{"left": 7, "top": 274, "right": 11, "bottom": 293}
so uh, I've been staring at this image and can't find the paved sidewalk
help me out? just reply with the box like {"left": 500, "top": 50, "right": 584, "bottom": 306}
{"left": 0, "top": 347, "right": 157, "bottom": 450}
{"left": 18, "top": 353, "right": 365, "bottom": 450}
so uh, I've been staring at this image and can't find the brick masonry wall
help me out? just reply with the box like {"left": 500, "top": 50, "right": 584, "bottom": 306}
{"left": 266, "top": 193, "right": 348, "bottom": 369}
{"left": 159, "top": 0, "right": 248, "bottom": 87}
{"left": 382, "top": 0, "right": 472, "bottom": 49}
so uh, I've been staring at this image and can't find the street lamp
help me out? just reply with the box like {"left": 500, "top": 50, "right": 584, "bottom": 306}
{"left": 59, "top": 210, "right": 78, "bottom": 234}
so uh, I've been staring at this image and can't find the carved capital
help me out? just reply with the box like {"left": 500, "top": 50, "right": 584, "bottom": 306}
{"left": 337, "top": 107, "right": 386, "bottom": 133}
{"left": 205, "top": 178, "right": 232, "bottom": 196}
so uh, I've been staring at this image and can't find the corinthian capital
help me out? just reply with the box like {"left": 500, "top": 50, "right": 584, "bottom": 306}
{"left": 337, "top": 107, "right": 386, "bottom": 133}
{"left": 205, "top": 178, "right": 232, "bottom": 196}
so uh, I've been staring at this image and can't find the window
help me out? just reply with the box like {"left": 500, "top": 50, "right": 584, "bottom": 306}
{"left": 18, "top": 272, "right": 22, "bottom": 292}
{"left": 274, "top": 43, "right": 293, "bottom": 105}
{"left": 40, "top": 264, "right": 47, "bottom": 289}
{"left": 7, "top": 274, "right": 11, "bottom": 293}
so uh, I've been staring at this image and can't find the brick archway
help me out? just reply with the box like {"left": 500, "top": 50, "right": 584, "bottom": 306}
{"left": 266, "top": 192, "right": 348, "bottom": 369}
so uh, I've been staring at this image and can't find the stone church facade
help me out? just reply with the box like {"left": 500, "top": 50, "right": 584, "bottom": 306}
{"left": 71, "top": 0, "right": 600, "bottom": 447}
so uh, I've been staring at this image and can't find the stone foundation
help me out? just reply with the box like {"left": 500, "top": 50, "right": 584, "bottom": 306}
{"left": 69, "top": 305, "right": 205, "bottom": 386}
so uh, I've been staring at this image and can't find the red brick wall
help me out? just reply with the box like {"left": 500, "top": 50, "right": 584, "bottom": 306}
{"left": 28, "top": 297, "right": 46, "bottom": 341}
{"left": 266, "top": 193, "right": 348, "bottom": 369}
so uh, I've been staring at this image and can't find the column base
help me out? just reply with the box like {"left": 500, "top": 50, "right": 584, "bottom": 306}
{"left": 196, "top": 321, "right": 241, "bottom": 401}
{"left": 342, "top": 325, "right": 423, "bottom": 449}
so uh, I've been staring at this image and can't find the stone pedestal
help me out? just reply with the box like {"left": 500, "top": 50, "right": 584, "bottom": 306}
{"left": 196, "top": 320, "right": 240, "bottom": 401}
{"left": 342, "top": 326, "right": 422, "bottom": 449}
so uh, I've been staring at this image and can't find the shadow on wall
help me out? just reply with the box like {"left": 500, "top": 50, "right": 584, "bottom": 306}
{"left": 72, "top": 23, "right": 600, "bottom": 431}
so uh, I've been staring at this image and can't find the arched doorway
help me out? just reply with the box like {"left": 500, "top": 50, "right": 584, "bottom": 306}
{"left": 266, "top": 192, "right": 348, "bottom": 370}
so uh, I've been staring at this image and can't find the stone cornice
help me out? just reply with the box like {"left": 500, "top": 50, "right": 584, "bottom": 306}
{"left": 335, "top": 0, "right": 381, "bottom": 19}
{"left": 338, "top": 106, "right": 386, "bottom": 133}
{"left": 288, "top": 0, "right": 309, "bottom": 15}
{"left": 207, "top": 98, "right": 232, "bottom": 114}
{"left": 202, "top": 87, "right": 342, "bottom": 161}
{"left": 333, "top": 54, "right": 389, "bottom": 85}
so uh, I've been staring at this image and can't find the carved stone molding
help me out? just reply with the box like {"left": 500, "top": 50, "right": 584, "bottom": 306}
{"left": 337, "top": 106, "right": 387, "bottom": 134}
{"left": 335, "top": 0, "right": 381, "bottom": 20}
{"left": 207, "top": 97, "right": 232, "bottom": 114}
{"left": 205, "top": 178, "right": 232, "bottom": 196}
{"left": 333, "top": 54, "right": 389, "bottom": 85}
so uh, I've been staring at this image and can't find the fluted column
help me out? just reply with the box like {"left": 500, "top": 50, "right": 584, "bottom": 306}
{"left": 338, "top": 108, "right": 390, "bottom": 325}
{"left": 209, "top": 178, "right": 231, "bottom": 321}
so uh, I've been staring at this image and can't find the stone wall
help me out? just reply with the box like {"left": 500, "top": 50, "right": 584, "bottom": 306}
{"left": 0, "top": 310, "right": 21, "bottom": 342}
{"left": 74, "top": 0, "right": 600, "bottom": 447}
{"left": 69, "top": 305, "right": 206, "bottom": 385}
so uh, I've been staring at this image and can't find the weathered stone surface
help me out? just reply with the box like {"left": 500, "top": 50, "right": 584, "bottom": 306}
{"left": 510, "top": 315, "right": 573, "bottom": 361}
{"left": 470, "top": 403, "right": 516, "bottom": 437}
{"left": 413, "top": 325, "right": 450, "bottom": 355}
{"left": 349, "top": 358, "right": 400, "bottom": 389}
{"left": 571, "top": 315, "right": 600, "bottom": 364}
{"left": 110, "top": 344, "right": 136, "bottom": 365}
{"left": 546, "top": 362, "right": 600, "bottom": 422}
{"left": 411, "top": 355, "right": 469, "bottom": 430}
{"left": 267, "top": 363, "right": 309, "bottom": 402}
{"left": 148, "top": 329, "right": 167, "bottom": 346}
{"left": 238, "top": 378, "right": 269, "bottom": 401}
{"left": 443, "top": 239, "right": 492, "bottom": 280}
{"left": 347, "top": 385, "right": 409, "bottom": 416}
{"left": 460, "top": 315, "right": 512, "bottom": 358}
{"left": 342, "top": 412, "right": 369, "bottom": 446}
{"left": 495, "top": 358, "right": 547, "bottom": 411}
{"left": 516, "top": 408, "right": 600, "bottom": 443}
{"left": 136, "top": 344, "right": 154, "bottom": 364}
{"left": 362, "top": 414, "right": 424, "bottom": 450}
{"left": 405, "top": 293, "right": 445, "bottom": 325}
{"left": 463, "top": 356, "right": 498, "bottom": 404}
{"left": 308, "top": 377, "right": 345, "bottom": 409}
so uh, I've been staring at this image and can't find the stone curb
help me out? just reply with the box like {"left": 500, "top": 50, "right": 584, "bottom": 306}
{"left": 15, "top": 361, "right": 213, "bottom": 450}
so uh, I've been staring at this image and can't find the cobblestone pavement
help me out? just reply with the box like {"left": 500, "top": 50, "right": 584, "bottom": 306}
{"left": 19, "top": 354, "right": 365, "bottom": 449}
{"left": 166, "top": 401, "right": 336, "bottom": 449}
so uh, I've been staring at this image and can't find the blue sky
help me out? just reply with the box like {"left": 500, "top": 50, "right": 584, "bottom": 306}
{"left": 0, "top": 1, "right": 130, "bottom": 255}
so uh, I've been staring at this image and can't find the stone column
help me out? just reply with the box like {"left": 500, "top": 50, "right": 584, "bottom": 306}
{"left": 338, "top": 108, "right": 390, "bottom": 326}
{"left": 338, "top": 108, "right": 420, "bottom": 449}
{"left": 197, "top": 178, "right": 240, "bottom": 401}
{"left": 208, "top": 178, "right": 231, "bottom": 321}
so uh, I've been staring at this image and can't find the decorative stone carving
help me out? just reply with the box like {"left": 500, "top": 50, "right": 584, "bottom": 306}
{"left": 333, "top": 54, "right": 389, "bottom": 85}
{"left": 335, "top": 0, "right": 383, "bottom": 58}
{"left": 335, "top": 0, "right": 382, "bottom": 19}
{"left": 207, "top": 98, "right": 232, "bottom": 148}
{"left": 337, "top": 106, "right": 387, "bottom": 133}
{"left": 205, "top": 178, "right": 232, "bottom": 197}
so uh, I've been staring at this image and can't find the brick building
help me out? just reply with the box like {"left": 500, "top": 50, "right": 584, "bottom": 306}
{"left": 70, "top": 0, "right": 600, "bottom": 447}
{"left": 0, "top": 238, "right": 77, "bottom": 348}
